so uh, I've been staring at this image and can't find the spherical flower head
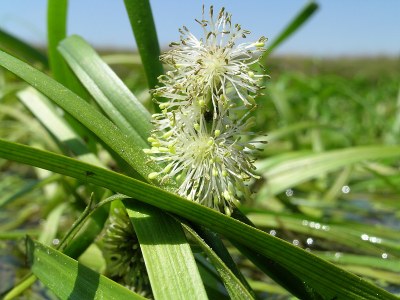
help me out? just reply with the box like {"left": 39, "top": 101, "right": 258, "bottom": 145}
{"left": 102, "top": 206, "right": 152, "bottom": 297}
{"left": 145, "top": 103, "right": 258, "bottom": 215}
{"left": 154, "top": 6, "right": 267, "bottom": 111}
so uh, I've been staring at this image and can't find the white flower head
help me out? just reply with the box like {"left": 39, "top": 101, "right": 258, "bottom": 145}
{"left": 147, "top": 6, "right": 267, "bottom": 215}
{"left": 146, "top": 103, "right": 259, "bottom": 215}
{"left": 154, "top": 6, "right": 267, "bottom": 112}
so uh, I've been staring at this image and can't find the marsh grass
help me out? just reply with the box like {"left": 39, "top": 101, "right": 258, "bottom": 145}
{"left": 0, "top": 1, "right": 399, "bottom": 299}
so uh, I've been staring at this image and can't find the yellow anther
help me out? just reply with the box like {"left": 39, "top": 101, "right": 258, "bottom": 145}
{"left": 163, "top": 163, "right": 173, "bottom": 173}
{"left": 212, "top": 168, "right": 218, "bottom": 176}
{"left": 169, "top": 145, "right": 176, "bottom": 154}
{"left": 223, "top": 190, "right": 231, "bottom": 200}
{"left": 163, "top": 131, "right": 173, "bottom": 139}
{"left": 148, "top": 172, "right": 159, "bottom": 180}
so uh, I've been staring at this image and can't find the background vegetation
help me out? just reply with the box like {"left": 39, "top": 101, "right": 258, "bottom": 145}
{"left": 0, "top": 1, "right": 399, "bottom": 299}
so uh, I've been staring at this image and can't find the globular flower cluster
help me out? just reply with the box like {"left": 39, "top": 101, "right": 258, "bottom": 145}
{"left": 146, "top": 6, "right": 267, "bottom": 215}
{"left": 102, "top": 207, "right": 152, "bottom": 297}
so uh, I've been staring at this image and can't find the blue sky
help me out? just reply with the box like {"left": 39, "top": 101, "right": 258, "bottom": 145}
{"left": 0, "top": 0, "right": 399, "bottom": 56}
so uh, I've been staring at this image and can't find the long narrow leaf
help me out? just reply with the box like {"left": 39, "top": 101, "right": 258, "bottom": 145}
{"left": 263, "top": 1, "right": 319, "bottom": 57}
{"left": 47, "top": 0, "right": 69, "bottom": 84}
{"left": 47, "top": 0, "right": 90, "bottom": 100}
{"left": 127, "top": 202, "right": 208, "bottom": 300}
{"left": 0, "top": 28, "right": 48, "bottom": 67}
{"left": 0, "top": 139, "right": 396, "bottom": 300}
{"left": 256, "top": 146, "right": 400, "bottom": 196}
{"left": 0, "top": 49, "right": 170, "bottom": 189}
{"left": 26, "top": 237, "right": 145, "bottom": 300}
{"left": 181, "top": 221, "right": 254, "bottom": 300}
{"left": 58, "top": 35, "right": 151, "bottom": 147}
{"left": 18, "top": 87, "right": 103, "bottom": 166}
{"left": 123, "top": 0, "right": 163, "bottom": 91}
{"left": 247, "top": 210, "right": 400, "bottom": 256}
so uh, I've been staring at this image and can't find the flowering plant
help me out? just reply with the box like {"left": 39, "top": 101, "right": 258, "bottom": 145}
{"left": 0, "top": 1, "right": 396, "bottom": 299}
{"left": 147, "top": 6, "right": 267, "bottom": 215}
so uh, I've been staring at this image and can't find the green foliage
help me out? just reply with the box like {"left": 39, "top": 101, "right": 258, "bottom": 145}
{"left": 0, "top": 1, "right": 399, "bottom": 300}
{"left": 27, "top": 237, "right": 145, "bottom": 300}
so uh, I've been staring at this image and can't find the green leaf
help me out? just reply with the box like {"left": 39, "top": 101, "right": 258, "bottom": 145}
{"left": 247, "top": 210, "right": 400, "bottom": 257}
{"left": 263, "top": 1, "right": 319, "bottom": 57}
{"left": 256, "top": 146, "right": 400, "bottom": 196}
{"left": 58, "top": 35, "right": 151, "bottom": 147}
{"left": 0, "top": 229, "right": 39, "bottom": 239}
{"left": 17, "top": 87, "right": 103, "bottom": 166}
{"left": 0, "top": 28, "right": 48, "bottom": 67}
{"left": 47, "top": 0, "right": 69, "bottom": 84}
{"left": 230, "top": 209, "right": 320, "bottom": 300}
{"left": 38, "top": 203, "right": 67, "bottom": 246}
{"left": 0, "top": 49, "right": 166, "bottom": 186}
{"left": 47, "top": 0, "right": 90, "bottom": 100}
{"left": 26, "top": 237, "right": 145, "bottom": 300}
{"left": 3, "top": 275, "right": 37, "bottom": 300}
{"left": 0, "top": 174, "right": 60, "bottom": 208}
{"left": 181, "top": 222, "right": 254, "bottom": 300}
{"left": 316, "top": 252, "right": 400, "bottom": 273}
{"left": 126, "top": 202, "right": 208, "bottom": 300}
{"left": 0, "top": 140, "right": 396, "bottom": 299}
{"left": 123, "top": 0, "right": 163, "bottom": 91}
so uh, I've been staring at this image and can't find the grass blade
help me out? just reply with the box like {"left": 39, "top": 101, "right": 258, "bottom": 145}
{"left": 126, "top": 202, "right": 208, "bottom": 300}
{"left": 123, "top": 0, "right": 163, "bottom": 91}
{"left": 47, "top": 0, "right": 90, "bottom": 99}
{"left": 247, "top": 210, "right": 400, "bottom": 256}
{"left": 0, "top": 139, "right": 396, "bottom": 300}
{"left": 0, "top": 174, "right": 60, "bottom": 208}
{"left": 316, "top": 252, "right": 400, "bottom": 273}
{"left": 0, "top": 49, "right": 165, "bottom": 186}
{"left": 263, "top": 1, "right": 319, "bottom": 57}
{"left": 38, "top": 203, "right": 67, "bottom": 246}
{"left": 58, "top": 35, "right": 151, "bottom": 147}
{"left": 26, "top": 237, "right": 145, "bottom": 300}
{"left": 47, "top": 0, "right": 69, "bottom": 84}
{"left": 0, "top": 28, "right": 48, "bottom": 67}
{"left": 17, "top": 87, "right": 103, "bottom": 166}
{"left": 256, "top": 146, "right": 400, "bottom": 196}
{"left": 181, "top": 222, "right": 254, "bottom": 300}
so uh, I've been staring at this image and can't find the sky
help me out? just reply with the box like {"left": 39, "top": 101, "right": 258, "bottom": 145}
{"left": 0, "top": 0, "right": 399, "bottom": 57}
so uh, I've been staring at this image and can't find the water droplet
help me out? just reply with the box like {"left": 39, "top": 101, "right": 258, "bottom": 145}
{"left": 302, "top": 220, "right": 309, "bottom": 226}
{"left": 292, "top": 239, "right": 300, "bottom": 246}
{"left": 322, "top": 225, "right": 330, "bottom": 231}
{"left": 52, "top": 239, "right": 60, "bottom": 246}
{"left": 361, "top": 234, "right": 382, "bottom": 244}
{"left": 342, "top": 185, "right": 350, "bottom": 193}
{"left": 285, "top": 189, "right": 294, "bottom": 197}
{"left": 381, "top": 253, "right": 388, "bottom": 259}
{"left": 369, "top": 236, "right": 382, "bottom": 244}
{"left": 269, "top": 229, "right": 276, "bottom": 236}
{"left": 306, "top": 237, "right": 314, "bottom": 245}
{"left": 334, "top": 252, "right": 342, "bottom": 260}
